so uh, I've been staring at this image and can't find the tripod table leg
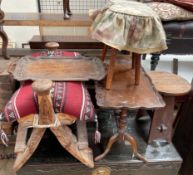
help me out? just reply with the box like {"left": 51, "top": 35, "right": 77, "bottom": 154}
{"left": 124, "top": 133, "right": 147, "bottom": 162}
{"left": 95, "top": 133, "right": 119, "bottom": 161}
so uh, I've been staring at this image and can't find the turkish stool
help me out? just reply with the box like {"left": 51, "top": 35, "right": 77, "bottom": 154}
{"left": 147, "top": 71, "right": 191, "bottom": 144}
{"left": 0, "top": 43, "right": 97, "bottom": 171}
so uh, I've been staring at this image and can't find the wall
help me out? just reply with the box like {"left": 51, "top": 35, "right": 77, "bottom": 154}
{"left": 2, "top": 0, "right": 39, "bottom": 48}
{"left": 1, "top": 0, "right": 137, "bottom": 47}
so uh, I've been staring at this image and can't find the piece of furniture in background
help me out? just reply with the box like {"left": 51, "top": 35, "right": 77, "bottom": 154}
{"left": 173, "top": 80, "right": 193, "bottom": 175}
{"left": 63, "top": 0, "right": 72, "bottom": 19}
{"left": 29, "top": 35, "right": 103, "bottom": 49}
{"left": 0, "top": 0, "right": 8, "bottom": 59}
{"left": 147, "top": 71, "right": 191, "bottom": 144}
{"left": 150, "top": 21, "right": 193, "bottom": 70}
{"left": 37, "top": 0, "right": 108, "bottom": 14}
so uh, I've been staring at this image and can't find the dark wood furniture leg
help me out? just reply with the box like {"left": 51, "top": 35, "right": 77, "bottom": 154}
{"left": 0, "top": 0, "right": 9, "bottom": 59}
{"left": 132, "top": 53, "right": 135, "bottom": 69}
{"left": 66, "top": 0, "right": 72, "bottom": 15}
{"left": 150, "top": 53, "right": 160, "bottom": 71}
{"left": 95, "top": 108, "right": 147, "bottom": 162}
{"left": 101, "top": 44, "right": 108, "bottom": 62}
{"left": 133, "top": 53, "right": 141, "bottom": 85}
{"left": 63, "top": 0, "right": 70, "bottom": 19}
{"left": 148, "top": 96, "right": 175, "bottom": 144}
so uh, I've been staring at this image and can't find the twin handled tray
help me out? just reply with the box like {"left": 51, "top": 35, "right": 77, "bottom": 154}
{"left": 13, "top": 55, "right": 106, "bottom": 81}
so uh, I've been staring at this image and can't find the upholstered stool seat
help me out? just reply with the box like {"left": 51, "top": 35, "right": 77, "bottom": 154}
{"left": 90, "top": 1, "right": 167, "bottom": 89}
{"left": 3, "top": 81, "right": 94, "bottom": 122}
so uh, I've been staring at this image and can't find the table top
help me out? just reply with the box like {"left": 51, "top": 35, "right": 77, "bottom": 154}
{"left": 95, "top": 61, "right": 165, "bottom": 109}
{"left": 147, "top": 71, "right": 191, "bottom": 96}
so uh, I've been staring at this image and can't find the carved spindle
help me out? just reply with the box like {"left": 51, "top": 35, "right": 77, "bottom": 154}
{"left": 118, "top": 108, "right": 128, "bottom": 138}
{"left": 32, "top": 79, "right": 55, "bottom": 125}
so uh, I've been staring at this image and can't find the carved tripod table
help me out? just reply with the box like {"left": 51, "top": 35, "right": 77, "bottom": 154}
{"left": 94, "top": 62, "right": 165, "bottom": 161}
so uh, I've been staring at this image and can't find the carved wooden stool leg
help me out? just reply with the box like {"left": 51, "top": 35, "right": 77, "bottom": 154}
{"left": 101, "top": 44, "right": 108, "bottom": 62}
{"left": 133, "top": 53, "right": 141, "bottom": 85}
{"left": 13, "top": 127, "right": 46, "bottom": 171}
{"left": 132, "top": 53, "right": 136, "bottom": 69}
{"left": 14, "top": 124, "right": 28, "bottom": 154}
{"left": 51, "top": 125, "right": 94, "bottom": 168}
{"left": 77, "top": 121, "right": 93, "bottom": 164}
{"left": 106, "top": 48, "right": 117, "bottom": 90}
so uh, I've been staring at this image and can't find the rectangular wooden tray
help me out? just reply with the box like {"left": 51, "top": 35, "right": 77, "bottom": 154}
{"left": 13, "top": 56, "right": 106, "bottom": 81}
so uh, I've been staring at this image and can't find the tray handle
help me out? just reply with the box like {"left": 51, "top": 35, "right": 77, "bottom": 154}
{"left": 7, "top": 61, "right": 17, "bottom": 75}
{"left": 45, "top": 42, "right": 60, "bottom": 56}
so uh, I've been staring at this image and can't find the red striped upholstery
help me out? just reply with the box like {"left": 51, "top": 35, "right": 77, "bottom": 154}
{"left": 4, "top": 81, "right": 94, "bottom": 122}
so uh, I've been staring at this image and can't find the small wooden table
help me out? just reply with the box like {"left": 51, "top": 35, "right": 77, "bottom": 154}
{"left": 147, "top": 71, "right": 191, "bottom": 144}
{"left": 94, "top": 62, "right": 165, "bottom": 161}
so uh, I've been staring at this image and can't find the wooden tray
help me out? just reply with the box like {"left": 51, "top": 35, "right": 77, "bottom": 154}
{"left": 13, "top": 56, "right": 106, "bottom": 81}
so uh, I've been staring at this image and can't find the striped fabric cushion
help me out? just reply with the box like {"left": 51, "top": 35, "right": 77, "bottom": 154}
{"left": 4, "top": 81, "right": 94, "bottom": 122}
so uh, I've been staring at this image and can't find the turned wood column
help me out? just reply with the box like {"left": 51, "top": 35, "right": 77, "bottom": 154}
{"left": 0, "top": 0, "right": 9, "bottom": 59}
{"left": 118, "top": 108, "right": 128, "bottom": 139}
